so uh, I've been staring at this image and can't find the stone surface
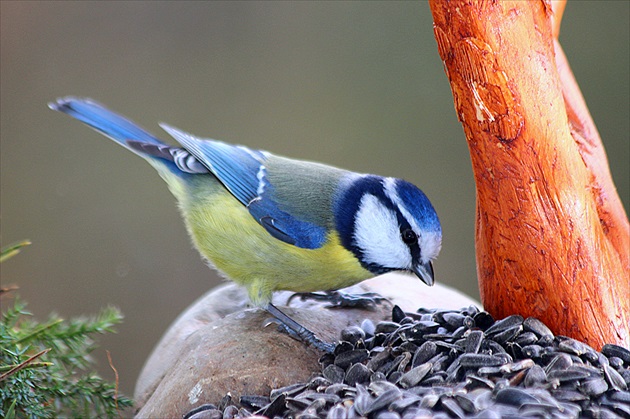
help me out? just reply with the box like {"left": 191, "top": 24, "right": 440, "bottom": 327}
{"left": 134, "top": 273, "right": 478, "bottom": 418}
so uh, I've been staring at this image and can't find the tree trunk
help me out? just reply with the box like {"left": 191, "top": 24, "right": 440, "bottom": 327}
{"left": 429, "top": 0, "right": 629, "bottom": 349}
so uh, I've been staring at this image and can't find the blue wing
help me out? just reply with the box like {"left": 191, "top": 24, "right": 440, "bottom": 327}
{"left": 160, "top": 124, "right": 264, "bottom": 206}
{"left": 161, "top": 124, "right": 327, "bottom": 249}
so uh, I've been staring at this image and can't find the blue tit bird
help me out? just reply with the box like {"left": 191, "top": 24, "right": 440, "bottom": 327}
{"left": 50, "top": 97, "right": 442, "bottom": 352}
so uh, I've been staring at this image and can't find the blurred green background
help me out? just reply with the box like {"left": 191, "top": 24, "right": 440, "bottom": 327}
{"left": 2, "top": 1, "right": 628, "bottom": 398}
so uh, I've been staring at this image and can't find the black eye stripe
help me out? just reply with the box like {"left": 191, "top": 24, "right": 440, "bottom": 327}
{"left": 401, "top": 228, "right": 418, "bottom": 244}
{"left": 395, "top": 211, "right": 417, "bottom": 245}
{"left": 398, "top": 216, "right": 421, "bottom": 265}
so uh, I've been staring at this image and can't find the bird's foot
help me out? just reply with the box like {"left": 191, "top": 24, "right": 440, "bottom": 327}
{"left": 265, "top": 303, "right": 336, "bottom": 353}
{"left": 288, "top": 290, "right": 387, "bottom": 310}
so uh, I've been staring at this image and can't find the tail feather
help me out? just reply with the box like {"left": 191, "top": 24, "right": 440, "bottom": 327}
{"left": 50, "top": 97, "right": 209, "bottom": 175}
{"left": 49, "top": 97, "right": 165, "bottom": 150}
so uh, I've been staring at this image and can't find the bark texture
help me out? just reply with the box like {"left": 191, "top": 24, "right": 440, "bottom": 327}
{"left": 429, "top": 0, "right": 629, "bottom": 349}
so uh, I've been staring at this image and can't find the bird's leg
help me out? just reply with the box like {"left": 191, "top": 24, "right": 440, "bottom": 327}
{"left": 287, "top": 290, "right": 387, "bottom": 309}
{"left": 265, "top": 303, "right": 335, "bottom": 353}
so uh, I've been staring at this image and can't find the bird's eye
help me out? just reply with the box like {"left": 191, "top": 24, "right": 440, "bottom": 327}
{"left": 401, "top": 228, "right": 418, "bottom": 245}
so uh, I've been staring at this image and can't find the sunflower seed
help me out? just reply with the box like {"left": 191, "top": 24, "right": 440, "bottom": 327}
{"left": 602, "top": 344, "right": 630, "bottom": 364}
{"left": 522, "top": 317, "right": 553, "bottom": 338}
{"left": 255, "top": 393, "right": 286, "bottom": 418}
{"left": 584, "top": 405, "right": 619, "bottom": 418}
{"left": 547, "top": 367, "right": 593, "bottom": 382}
{"left": 186, "top": 408, "right": 222, "bottom": 419}
{"left": 521, "top": 344, "right": 544, "bottom": 359}
{"left": 514, "top": 331, "right": 539, "bottom": 346}
{"left": 579, "top": 377, "right": 609, "bottom": 397}
{"left": 345, "top": 362, "right": 371, "bottom": 386}
{"left": 323, "top": 364, "right": 345, "bottom": 383}
{"left": 392, "top": 305, "right": 406, "bottom": 323}
{"left": 552, "top": 389, "right": 588, "bottom": 403}
{"left": 370, "top": 371, "right": 387, "bottom": 382}
{"left": 518, "top": 405, "right": 554, "bottom": 418}
{"left": 360, "top": 318, "right": 376, "bottom": 336}
{"left": 610, "top": 390, "right": 630, "bottom": 403}
{"left": 326, "top": 404, "right": 347, "bottom": 419}
{"left": 286, "top": 397, "right": 309, "bottom": 412}
{"left": 308, "top": 375, "right": 331, "bottom": 389}
{"left": 367, "top": 347, "right": 392, "bottom": 371}
{"left": 239, "top": 394, "right": 269, "bottom": 410}
{"left": 409, "top": 321, "right": 442, "bottom": 336}
{"left": 494, "top": 325, "right": 524, "bottom": 345}
{"left": 324, "top": 383, "right": 350, "bottom": 396}
{"left": 472, "top": 311, "right": 495, "bottom": 330}
{"left": 401, "top": 407, "right": 433, "bottom": 419}
{"left": 603, "top": 364, "right": 628, "bottom": 391}
{"left": 367, "top": 388, "right": 403, "bottom": 414}
{"left": 221, "top": 405, "right": 239, "bottom": 419}
{"left": 388, "top": 371, "right": 403, "bottom": 383}
{"left": 352, "top": 384, "right": 371, "bottom": 416}
{"left": 483, "top": 339, "right": 508, "bottom": 355}
{"left": 468, "top": 409, "right": 502, "bottom": 419}
{"left": 334, "top": 348, "right": 368, "bottom": 369}
{"left": 499, "top": 359, "right": 534, "bottom": 374}
{"left": 440, "top": 397, "right": 465, "bottom": 418}
{"left": 441, "top": 313, "right": 466, "bottom": 330}
{"left": 374, "top": 411, "right": 401, "bottom": 419}
{"left": 485, "top": 315, "right": 523, "bottom": 335}
{"left": 419, "top": 393, "right": 440, "bottom": 409}
{"left": 466, "top": 374, "right": 495, "bottom": 390}
{"left": 375, "top": 321, "right": 401, "bottom": 334}
{"left": 369, "top": 379, "right": 400, "bottom": 396}
{"left": 269, "top": 382, "right": 306, "bottom": 399}
{"left": 184, "top": 404, "right": 223, "bottom": 419}
{"left": 340, "top": 326, "right": 366, "bottom": 345}
{"left": 309, "top": 392, "right": 341, "bottom": 404}
{"left": 412, "top": 341, "right": 438, "bottom": 367}
{"left": 495, "top": 387, "right": 540, "bottom": 407}
{"left": 545, "top": 353, "right": 573, "bottom": 374}
{"left": 608, "top": 402, "right": 630, "bottom": 418}
{"left": 557, "top": 402, "right": 582, "bottom": 417}
{"left": 454, "top": 393, "right": 477, "bottom": 413}
{"left": 389, "top": 394, "right": 422, "bottom": 412}
{"left": 208, "top": 304, "right": 630, "bottom": 419}
{"left": 459, "top": 353, "right": 508, "bottom": 368}
{"left": 464, "top": 330, "right": 484, "bottom": 354}
{"left": 609, "top": 357, "right": 624, "bottom": 370}
{"left": 420, "top": 374, "right": 445, "bottom": 386}
{"left": 452, "top": 326, "right": 468, "bottom": 340}
{"left": 399, "top": 363, "right": 432, "bottom": 388}
{"left": 397, "top": 341, "right": 418, "bottom": 354}
{"left": 557, "top": 337, "right": 590, "bottom": 356}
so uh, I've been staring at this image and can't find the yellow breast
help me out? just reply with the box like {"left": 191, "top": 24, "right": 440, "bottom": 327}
{"left": 181, "top": 189, "right": 372, "bottom": 306}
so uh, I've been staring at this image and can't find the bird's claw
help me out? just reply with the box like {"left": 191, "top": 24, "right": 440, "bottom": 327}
{"left": 266, "top": 317, "right": 336, "bottom": 353}
{"left": 288, "top": 291, "right": 388, "bottom": 310}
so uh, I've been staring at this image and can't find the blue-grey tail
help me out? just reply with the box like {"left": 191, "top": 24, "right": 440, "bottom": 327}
{"left": 50, "top": 97, "right": 208, "bottom": 175}
{"left": 49, "top": 97, "right": 164, "bottom": 148}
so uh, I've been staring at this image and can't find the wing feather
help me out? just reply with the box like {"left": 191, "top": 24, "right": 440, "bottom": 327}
{"left": 161, "top": 124, "right": 327, "bottom": 249}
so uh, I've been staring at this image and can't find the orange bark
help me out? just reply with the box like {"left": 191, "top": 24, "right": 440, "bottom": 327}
{"left": 429, "top": 0, "right": 629, "bottom": 348}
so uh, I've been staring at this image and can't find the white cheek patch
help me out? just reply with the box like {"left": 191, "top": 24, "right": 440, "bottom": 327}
{"left": 420, "top": 231, "right": 442, "bottom": 263}
{"left": 354, "top": 194, "right": 412, "bottom": 269}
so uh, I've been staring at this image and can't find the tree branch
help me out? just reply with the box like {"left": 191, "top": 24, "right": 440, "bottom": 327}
{"left": 429, "top": 0, "right": 629, "bottom": 348}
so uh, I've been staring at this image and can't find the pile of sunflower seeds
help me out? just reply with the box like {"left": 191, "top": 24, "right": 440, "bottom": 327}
{"left": 187, "top": 305, "right": 630, "bottom": 419}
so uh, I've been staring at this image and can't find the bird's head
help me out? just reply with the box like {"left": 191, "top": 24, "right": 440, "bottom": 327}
{"left": 334, "top": 175, "right": 442, "bottom": 286}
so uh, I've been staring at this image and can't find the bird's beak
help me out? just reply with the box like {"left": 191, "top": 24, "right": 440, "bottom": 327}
{"left": 412, "top": 261, "right": 435, "bottom": 286}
